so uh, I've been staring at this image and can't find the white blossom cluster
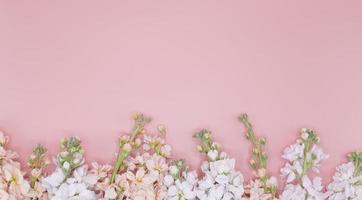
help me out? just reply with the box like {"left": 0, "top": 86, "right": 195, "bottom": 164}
{"left": 279, "top": 128, "right": 329, "bottom": 200}
{"left": 327, "top": 152, "right": 362, "bottom": 200}
{"left": 163, "top": 160, "right": 198, "bottom": 200}
{"left": 43, "top": 166, "right": 97, "bottom": 200}
{"left": 194, "top": 129, "right": 245, "bottom": 200}
{"left": 197, "top": 157, "right": 245, "bottom": 200}
{"left": 42, "top": 137, "right": 97, "bottom": 200}
{"left": 3, "top": 113, "right": 362, "bottom": 200}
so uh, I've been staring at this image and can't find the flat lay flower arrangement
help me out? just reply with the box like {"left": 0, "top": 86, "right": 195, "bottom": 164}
{"left": 0, "top": 113, "right": 361, "bottom": 200}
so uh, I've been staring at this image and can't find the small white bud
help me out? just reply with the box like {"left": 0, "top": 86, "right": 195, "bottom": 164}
{"left": 207, "top": 150, "right": 218, "bottom": 161}
{"left": 73, "top": 158, "right": 80, "bottom": 165}
{"left": 60, "top": 151, "right": 69, "bottom": 157}
{"left": 301, "top": 132, "right": 309, "bottom": 140}
{"left": 63, "top": 161, "right": 70, "bottom": 170}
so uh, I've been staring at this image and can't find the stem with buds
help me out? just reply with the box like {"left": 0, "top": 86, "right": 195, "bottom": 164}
{"left": 110, "top": 113, "right": 151, "bottom": 183}
{"left": 239, "top": 113, "right": 277, "bottom": 197}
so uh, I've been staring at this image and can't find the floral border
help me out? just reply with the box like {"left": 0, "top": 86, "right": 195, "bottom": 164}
{"left": 0, "top": 113, "right": 359, "bottom": 200}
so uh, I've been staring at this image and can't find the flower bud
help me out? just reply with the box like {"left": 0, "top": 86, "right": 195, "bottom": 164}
{"left": 301, "top": 132, "right": 309, "bottom": 140}
{"left": 157, "top": 125, "right": 166, "bottom": 134}
{"left": 0, "top": 132, "right": 7, "bottom": 146}
{"left": 122, "top": 143, "right": 132, "bottom": 152}
{"left": 257, "top": 168, "right": 266, "bottom": 177}
{"left": 73, "top": 158, "right": 80, "bottom": 165}
{"left": 31, "top": 168, "right": 42, "bottom": 177}
{"left": 250, "top": 159, "right": 256, "bottom": 169}
{"left": 134, "top": 138, "right": 142, "bottom": 147}
{"left": 259, "top": 137, "right": 266, "bottom": 145}
{"left": 60, "top": 151, "right": 69, "bottom": 157}
{"left": 63, "top": 161, "right": 70, "bottom": 170}
{"left": 207, "top": 150, "right": 218, "bottom": 161}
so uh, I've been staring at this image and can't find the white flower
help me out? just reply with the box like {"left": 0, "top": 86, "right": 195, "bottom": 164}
{"left": 280, "top": 129, "right": 328, "bottom": 200}
{"left": 52, "top": 182, "right": 96, "bottom": 200}
{"left": 164, "top": 175, "right": 175, "bottom": 187}
{"left": 280, "top": 162, "right": 303, "bottom": 183}
{"left": 42, "top": 168, "right": 66, "bottom": 195}
{"left": 310, "top": 146, "right": 329, "bottom": 173}
{"left": 43, "top": 165, "right": 97, "bottom": 199}
{"left": 197, "top": 156, "right": 244, "bottom": 200}
{"left": 282, "top": 143, "right": 304, "bottom": 162}
{"left": 164, "top": 164, "right": 197, "bottom": 200}
{"left": 209, "top": 159, "right": 235, "bottom": 184}
{"left": 327, "top": 162, "right": 362, "bottom": 200}
{"left": 280, "top": 177, "right": 326, "bottom": 200}
{"left": 185, "top": 171, "right": 198, "bottom": 186}
{"left": 302, "top": 176, "right": 327, "bottom": 199}
{"left": 104, "top": 187, "right": 117, "bottom": 199}
{"left": 167, "top": 179, "right": 196, "bottom": 200}
{"left": 332, "top": 162, "right": 355, "bottom": 182}
{"left": 0, "top": 190, "right": 10, "bottom": 199}
{"left": 67, "top": 166, "right": 97, "bottom": 186}
{"left": 280, "top": 184, "right": 306, "bottom": 200}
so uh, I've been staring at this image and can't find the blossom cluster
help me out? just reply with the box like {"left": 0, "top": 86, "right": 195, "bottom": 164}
{"left": 279, "top": 128, "right": 329, "bottom": 200}
{"left": 0, "top": 113, "right": 360, "bottom": 200}
{"left": 42, "top": 137, "right": 97, "bottom": 200}
{"left": 194, "top": 129, "right": 245, "bottom": 200}
{"left": 0, "top": 133, "right": 30, "bottom": 199}
{"left": 327, "top": 152, "right": 362, "bottom": 199}
{"left": 163, "top": 159, "right": 198, "bottom": 200}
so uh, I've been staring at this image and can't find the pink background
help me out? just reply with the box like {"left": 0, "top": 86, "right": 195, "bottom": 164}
{"left": 1, "top": 1, "right": 362, "bottom": 184}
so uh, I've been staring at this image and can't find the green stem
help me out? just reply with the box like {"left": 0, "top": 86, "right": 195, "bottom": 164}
{"left": 302, "top": 141, "right": 310, "bottom": 176}
{"left": 240, "top": 113, "right": 276, "bottom": 197}
{"left": 110, "top": 126, "right": 141, "bottom": 183}
{"left": 239, "top": 114, "right": 266, "bottom": 169}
